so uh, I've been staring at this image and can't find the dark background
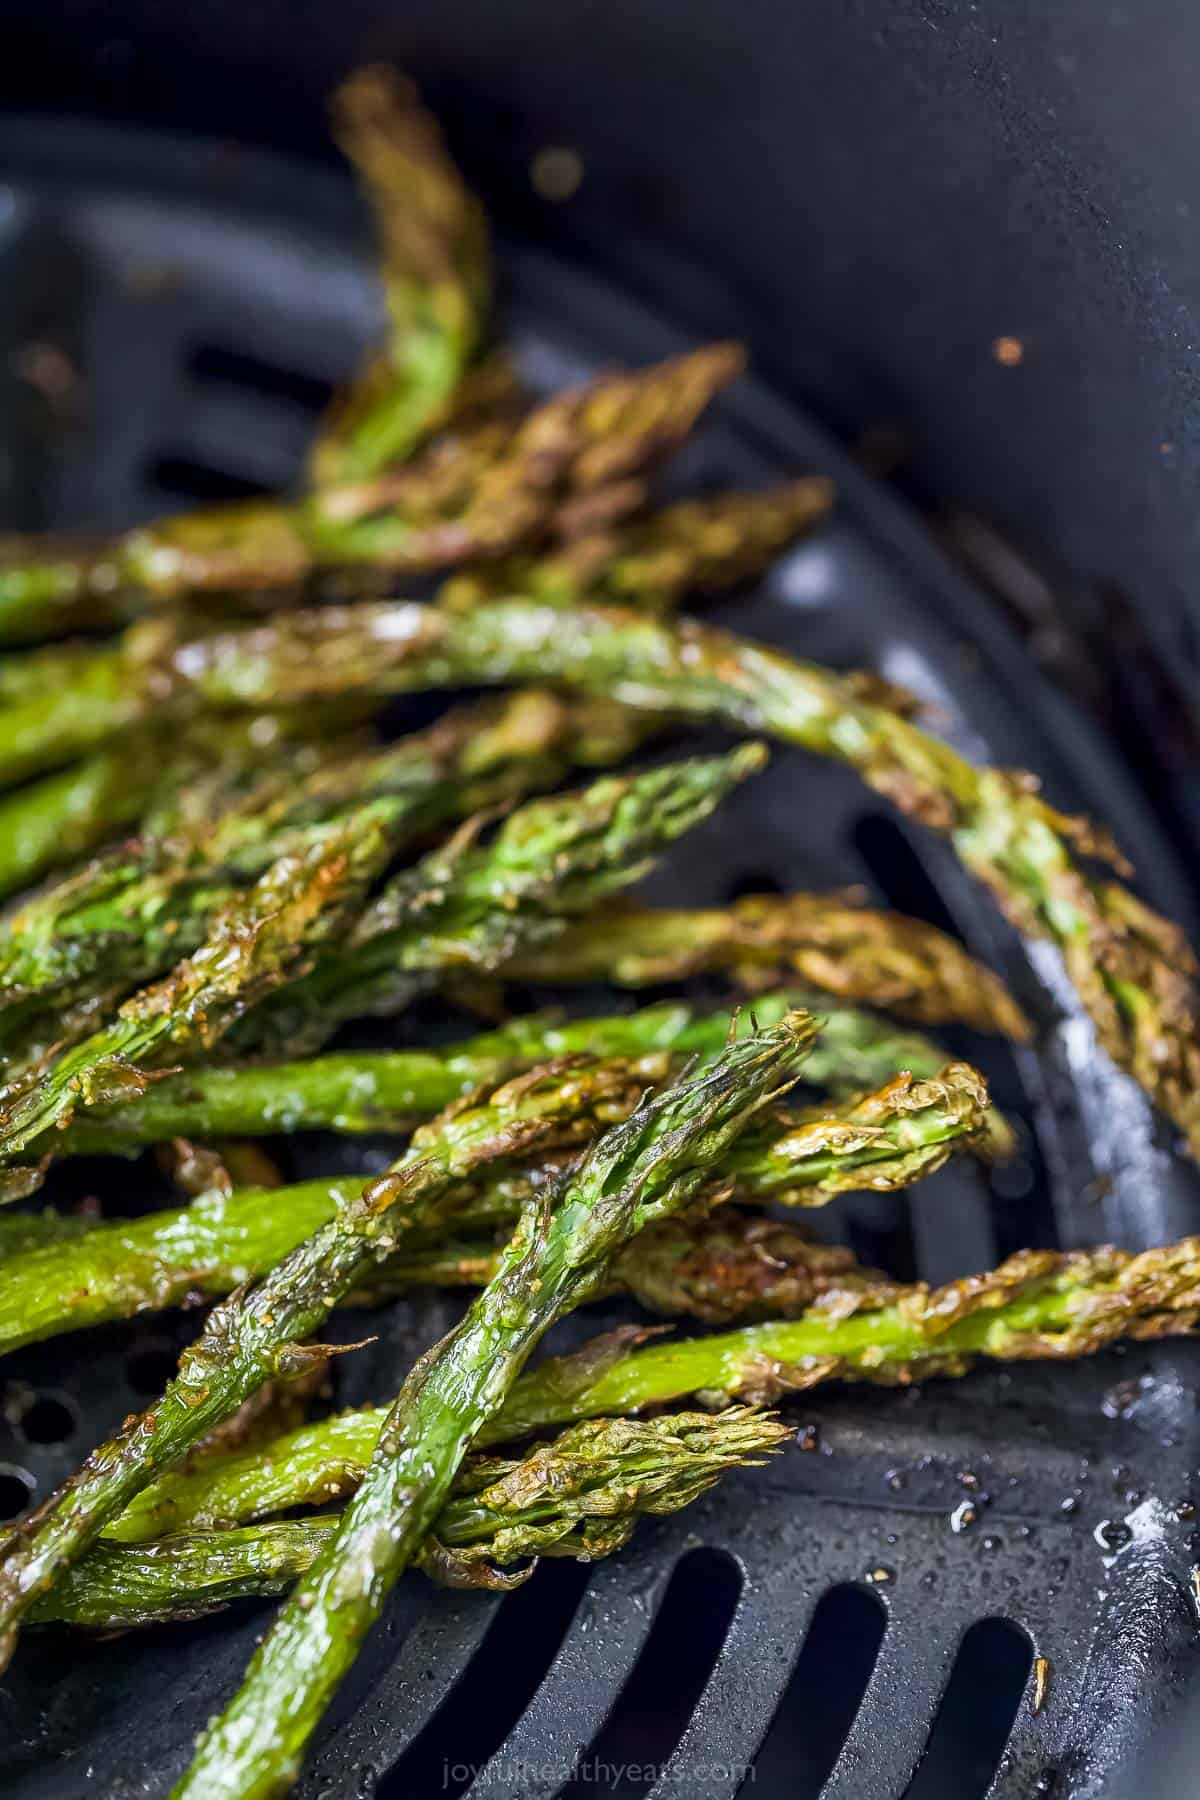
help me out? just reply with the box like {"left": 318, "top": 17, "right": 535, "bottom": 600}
{"left": 3, "top": 6, "right": 1200, "bottom": 1795}
{"left": 4, "top": 0, "right": 1200, "bottom": 722}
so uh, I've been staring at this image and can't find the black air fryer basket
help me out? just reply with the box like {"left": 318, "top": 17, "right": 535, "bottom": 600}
{"left": 3, "top": 6, "right": 1200, "bottom": 1797}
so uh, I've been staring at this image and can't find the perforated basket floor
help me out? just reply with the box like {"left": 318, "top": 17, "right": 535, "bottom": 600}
{"left": 0, "top": 119, "right": 1198, "bottom": 1800}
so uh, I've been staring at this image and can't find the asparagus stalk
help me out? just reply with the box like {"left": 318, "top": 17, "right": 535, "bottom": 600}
{"left": 500, "top": 892, "right": 1029, "bottom": 1037}
{"left": 0, "top": 347, "right": 739, "bottom": 654}
{"left": 0, "top": 746, "right": 758, "bottom": 1175}
{"left": 173, "top": 1011, "right": 812, "bottom": 1799}
{"left": 53, "top": 988, "right": 990, "bottom": 1155}
{"left": 116, "top": 1234, "right": 1200, "bottom": 1550}
{"left": 498, "top": 1236, "right": 1200, "bottom": 1430}
{"left": 0, "top": 811, "right": 400, "bottom": 1181}
{"left": 0, "top": 1060, "right": 986, "bottom": 1353}
{"left": 32, "top": 1410, "right": 787, "bottom": 1629}
{"left": 438, "top": 477, "right": 835, "bottom": 613}
{"left": 309, "top": 66, "right": 492, "bottom": 488}
{"left": 0, "top": 749, "right": 157, "bottom": 904}
{"left": 232, "top": 745, "right": 767, "bottom": 1056}
{"left": 235, "top": 882, "right": 1028, "bottom": 1059}
{"left": 56, "top": 593, "right": 1186, "bottom": 1157}
{"left": 354, "top": 1212, "right": 880, "bottom": 1325}
{"left": 0, "top": 1050, "right": 675, "bottom": 1667}
{"left": 0, "top": 690, "right": 644, "bottom": 1018}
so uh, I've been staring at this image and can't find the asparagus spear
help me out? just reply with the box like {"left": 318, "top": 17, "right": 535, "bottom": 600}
{"left": 0, "top": 746, "right": 758, "bottom": 1175}
{"left": 62, "top": 592, "right": 1187, "bottom": 1158}
{"left": 53, "top": 988, "right": 991, "bottom": 1155}
{"left": 0, "top": 346, "right": 739, "bottom": 653}
{"left": 173, "top": 1012, "right": 812, "bottom": 1799}
{"left": 498, "top": 1236, "right": 1200, "bottom": 1429}
{"left": 0, "top": 690, "right": 643, "bottom": 1018}
{"left": 499, "top": 892, "right": 1029, "bottom": 1037}
{"left": 438, "top": 477, "right": 835, "bottom": 613}
{"left": 117, "top": 1233, "right": 1200, "bottom": 1550}
{"left": 32, "top": 1410, "right": 787, "bottom": 1630}
{"left": 232, "top": 745, "right": 767, "bottom": 1056}
{"left": 0, "top": 1060, "right": 985, "bottom": 1353}
{"left": 0, "top": 811, "right": 397, "bottom": 1180}
{"left": 309, "top": 66, "right": 492, "bottom": 488}
{"left": 0, "top": 1050, "right": 674, "bottom": 1667}
{"left": 0, "top": 749, "right": 158, "bottom": 904}
{"left": 5, "top": 590, "right": 1187, "bottom": 1146}
{"left": 354, "top": 1212, "right": 878, "bottom": 1325}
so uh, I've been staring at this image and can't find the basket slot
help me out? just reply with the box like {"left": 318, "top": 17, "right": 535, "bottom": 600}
{"left": 819, "top": 1608, "right": 967, "bottom": 1800}
{"left": 905, "top": 1616, "right": 1033, "bottom": 1800}
{"left": 460, "top": 1546, "right": 677, "bottom": 1800}
{"left": 558, "top": 1548, "right": 742, "bottom": 1800}
{"left": 380, "top": 1558, "right": 591, "bottom": 1800}
{"left": 737, "top": 1583, "right": 887, "bottom": 1800}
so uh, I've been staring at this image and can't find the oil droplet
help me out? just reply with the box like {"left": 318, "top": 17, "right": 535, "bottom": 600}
{"left": 992, "top": 335, "right": 1025, "bottom": 366}
{"left": 1101, "top": 1374, "right": 1152, "bottom": 1420}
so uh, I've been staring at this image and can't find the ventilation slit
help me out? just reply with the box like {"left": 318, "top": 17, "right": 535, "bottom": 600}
{"left": 18, "top": 1393, "right": 77, "bottom": 1445}
{"left": 905, "top": 1617, "right": 1033, "bottom": 1798}
{"left": 852, "top": 813, "right": 962, "bottom": 938}
{"left": 187, "top": 343, "right": 334, "bottom": 413}
{"left": 749, "top": 1582, "right": 886, "bottom": 1797}
{"left": 145, "top": 454, "right": 270, "bottom": 503}
{"left": 124, "top": 1338, "right": 179, "bottom": 1396}
{"left": 560, "top": 1546, "right": 742, "bottom": 1799}
{"left": 724, "top": 869, "right": 785, "bottom": 901}
{"left": 379, "top": 1558, "right": 591, "bottom": 1800}
{"left": 0, "top": 1465, "right": 35, "bottom": 1520}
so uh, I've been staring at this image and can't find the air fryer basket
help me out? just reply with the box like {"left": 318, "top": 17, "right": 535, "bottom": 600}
{"left": 0, "top": 118, "right": 1198, "bottom": 1800}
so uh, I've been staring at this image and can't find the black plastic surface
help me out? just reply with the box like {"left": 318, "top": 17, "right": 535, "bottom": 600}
{"left": 0, "top": 122, "right": 1198, "bottom": 1799}
{"left": 6, "top": 1, "right": 1200, "bottom": 718}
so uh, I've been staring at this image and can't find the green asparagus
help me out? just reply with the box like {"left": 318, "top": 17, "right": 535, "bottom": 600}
{"left": 35, "top": 592, "right": 1183, "bottom": 1155}
{"left": 438, "top": 477, "right": 835, "bottom": 613}
{"left": 0, "top": 746, "right": 759, "bottom": 1174}
{"left": 113, "top": 1233, "right": 1200, "bottom": 1548}
{"left": 0, "top": 346, "right": 739, "bottom": 652}
{"left": 53, "top": 988, "right": 1003, "bottom": 1156}
{"left": 0, "top": 811, "right": 397, "bottom": 1181}
{"left": 309, "top": 65, "right": 492, "bottom": 487}
{"left": 0, "top": 1060, "right": 985, "bottom": 1352}
{"left": 0, "top": 690, "right": 644, "bottom": 1020}
{"left": 231, "top": 745, "right": 767, "bottom": 1056}
{"left": 354, "top": 1212, "right": 878, "bottom": 1325}
{"left": 33, "top": 1410, "right": 787, "bottom": 1629}
{"left": 0, "top": 1050, "right": 677, "bottom": 1667}
{"left": 173, "top": 1010, "right": 812, "bottom": 1798}
{"left": 499, "top": 891, "right": 1030, "bottom": 1036}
